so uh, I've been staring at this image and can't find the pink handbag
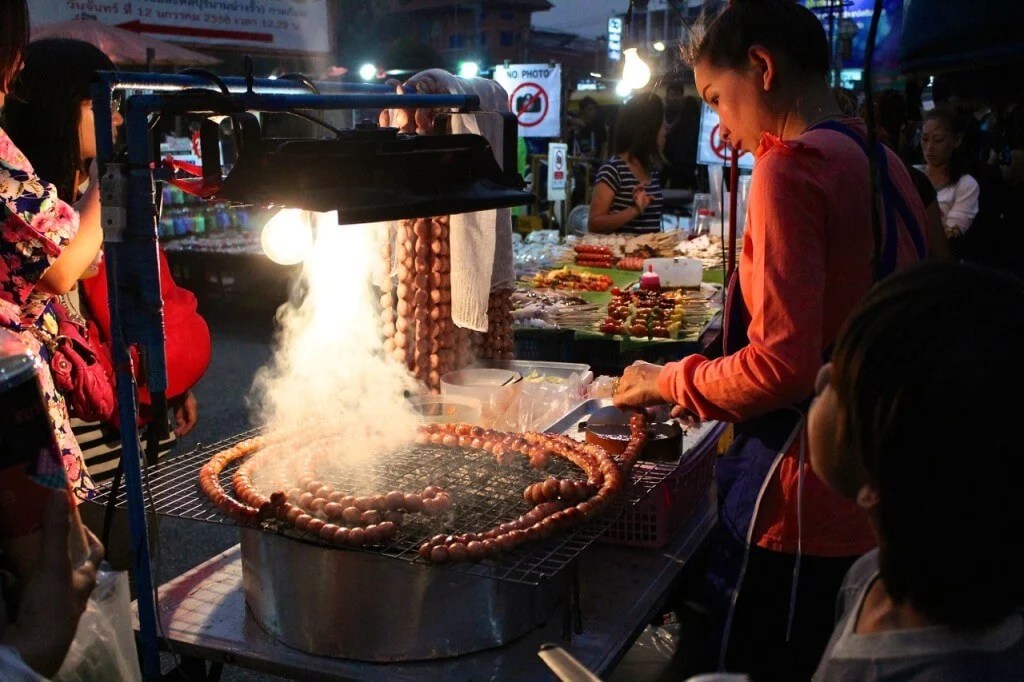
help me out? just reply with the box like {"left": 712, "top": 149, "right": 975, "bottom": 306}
{"left": 46, "top": 299, "right": 117, "bottom": 424}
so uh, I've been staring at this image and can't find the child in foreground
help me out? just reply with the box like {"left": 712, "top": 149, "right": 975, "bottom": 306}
{"left": 809, "top": 260, "right": 1024, "bottom": 680}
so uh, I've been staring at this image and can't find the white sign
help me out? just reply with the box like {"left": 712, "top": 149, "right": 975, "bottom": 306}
{"left": 697, "top": 103, "right": 755, "bottom": 169}
{"left": 493, "top": 64, "right": 562, "bottom": 138}
{"left": 607, "top": 17, "right": 623, "bottom": 62}
{"left": 547, "top": 142, "right": 567, "bottom": 201}
{"left": 30, "top": 0, "right": 330, "bottom": 53}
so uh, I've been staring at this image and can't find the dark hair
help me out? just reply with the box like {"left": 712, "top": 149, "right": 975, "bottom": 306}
{"left": 684, "top": 0, "right": 830, "bottom": 79}
{"left": 579, "top": 96, "right": 598, "bottom": 111}
{"left": 3, "top": 39, "right": 116, "bottom": 202}
{"left": 0, "top": 0, "right": 28, "bottom": 93}
{"left": 831, "top": 260, "right": 1024, "bottom": 627}
{"left": 612, "top": 93, "right": 664, "bottom": 173}
{"left": 922, "top": 106, "right": 969, "bottom": 184}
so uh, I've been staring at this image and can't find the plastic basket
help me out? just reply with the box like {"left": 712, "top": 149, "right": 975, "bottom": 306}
{"left": 601, "top": 439, "right": 717, "bottom": 549}
{"left": 513, "top": 328, "right": 576, "bottom": 362}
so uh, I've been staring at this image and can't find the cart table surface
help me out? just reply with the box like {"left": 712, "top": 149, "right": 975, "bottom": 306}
{"left": 134, "top": 493, "right": 716, "bottom": 681}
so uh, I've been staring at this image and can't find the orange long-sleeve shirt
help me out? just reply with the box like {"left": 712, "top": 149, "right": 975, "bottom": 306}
{"left": 658, "top": 119, "right": 927, "bottom": 556}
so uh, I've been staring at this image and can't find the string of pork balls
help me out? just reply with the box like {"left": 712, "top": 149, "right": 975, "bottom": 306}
{"left": 198, "top": 414, "right": 648, "bottom": 563}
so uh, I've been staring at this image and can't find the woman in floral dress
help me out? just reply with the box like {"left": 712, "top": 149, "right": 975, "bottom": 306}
{"left": 0, "top": 27, "right": 104, "bottom": 502}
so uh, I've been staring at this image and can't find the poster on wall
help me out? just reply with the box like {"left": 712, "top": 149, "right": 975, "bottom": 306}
{"left": 696, "top": 103, "right": 755, "bottom": 169}
{"left": 30, "top": 0, "right": 330, "bottom": 53}
{"left": 493, "top": 64, "right": 562, "bottom": 139}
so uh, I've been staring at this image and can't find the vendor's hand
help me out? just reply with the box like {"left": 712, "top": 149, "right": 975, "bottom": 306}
{"left": 1, "top": 491, "right": 104, "bottom": 678}
{"left": 170, "top": 390, "right": 199, "bottom": 437}
{"left": 613, "top": 361, "right": 666, "bottom": 410}
{"left": 633, "top": 185, "right": 652, "bottom": 213}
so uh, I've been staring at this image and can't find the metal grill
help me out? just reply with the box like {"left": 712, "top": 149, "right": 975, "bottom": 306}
{"left": 94, "top": 426, "right": 678, "bottom": 586}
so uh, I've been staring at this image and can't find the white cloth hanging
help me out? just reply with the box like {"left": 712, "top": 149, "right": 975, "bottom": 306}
{"left": 383, "top": 69, "right": 515, "bottom": 332}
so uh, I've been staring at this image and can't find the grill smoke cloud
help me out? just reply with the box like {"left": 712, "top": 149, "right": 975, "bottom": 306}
{"left": 250, "top": 214, "right": 419, "bottom": 469}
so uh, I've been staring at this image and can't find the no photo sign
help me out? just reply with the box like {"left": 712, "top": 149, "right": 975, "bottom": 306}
{"left": 697, "top": 103, "right": 755, "bottom": 169}
{"left": 494, "top": 64, "right": 562, "bottom": 138}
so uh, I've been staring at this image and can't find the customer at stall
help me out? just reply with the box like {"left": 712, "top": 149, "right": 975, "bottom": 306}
{"left": 918, "top": 106, "right": 980, "bottom": 243}
{"left": 587, "top": 93, "right": 666, "bottom": 234}
{"left": 613, "top": 1, "right": 928, "bottom": 679}
{"left": 0, "top": 1, "right": 105, "bottom": 678}
{"left": 0, "top": 5, "right": 105, "bottom": 502}
{"left": 809, "top": 260, "right": 1024, "bottom": 680}
{"left": 4, "top": 38, "right": 210, "bottom": 442}
{"left": 3, "top": 38, "right": 212, "bottom": 566}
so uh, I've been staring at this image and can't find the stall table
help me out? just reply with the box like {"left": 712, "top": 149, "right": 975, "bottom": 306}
{"left": 514, "top": 266, "right": 725, "bottom": 374}
{"left": 133, "top": 494, "right": 715, "bottom": 681}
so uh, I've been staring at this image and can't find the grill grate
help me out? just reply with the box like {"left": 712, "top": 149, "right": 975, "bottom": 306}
{"left": 94, "top": 424, "right": 677, "bottom": 586}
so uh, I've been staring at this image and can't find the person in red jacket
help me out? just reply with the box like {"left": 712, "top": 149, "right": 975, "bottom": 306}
{"left": 3, "top": 38, "right": 211, "bottom": 442}
{"left": 614, "top": 2, "right": 928, "bottom": 679}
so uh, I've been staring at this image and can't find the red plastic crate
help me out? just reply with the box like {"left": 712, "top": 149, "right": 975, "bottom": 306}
{"left": 601, "top": 440, "right": 717, "bottom": 549}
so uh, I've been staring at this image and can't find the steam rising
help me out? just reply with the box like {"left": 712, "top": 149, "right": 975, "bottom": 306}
{"left": 250, "top": 212, "right": 419, "bottom": 464}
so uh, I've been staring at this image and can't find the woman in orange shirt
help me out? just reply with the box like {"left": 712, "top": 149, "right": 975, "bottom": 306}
{"left": 614, "top": 1, "right": 928, "bottom": 679}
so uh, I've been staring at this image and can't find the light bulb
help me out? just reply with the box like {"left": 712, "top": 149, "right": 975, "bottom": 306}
{"left": 622, "top": 48, "right": 651, "bottom": 90}
{"left": 615, "top": 80, "right": 633, "bottom": 98}
{"left": 458, "top": 61, "right": 479, "bottom": 79}
{"left": 359, "top": 63, "right": 377, "bottom": 81}
{"left": 261, "top": 208, "right": 314, "bottom": 265}
{"left": 653, "top": 41, "right": 666, "bottom": 52}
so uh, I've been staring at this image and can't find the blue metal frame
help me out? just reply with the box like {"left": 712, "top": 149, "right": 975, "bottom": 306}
{"left": 90, "top": 72, "right": 482, "bottom": 679}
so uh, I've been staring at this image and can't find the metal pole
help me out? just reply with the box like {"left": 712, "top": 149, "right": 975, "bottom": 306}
{"left": 92, "top": 89, "right": 163, "bottom": 680}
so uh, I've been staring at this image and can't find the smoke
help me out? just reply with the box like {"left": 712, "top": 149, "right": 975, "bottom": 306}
{"left": 249, "top": 212, "right": 420, "bottom": 472}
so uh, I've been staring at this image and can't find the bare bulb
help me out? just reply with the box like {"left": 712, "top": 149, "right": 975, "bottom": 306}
{"left": 261, "top": 208, "right": 314, "bottom": 265}
{"left": 622, "top": 48, "right": 651, "bottom": 90}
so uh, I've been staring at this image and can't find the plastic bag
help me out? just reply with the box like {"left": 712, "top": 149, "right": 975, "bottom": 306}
{"left": 52, "top": 568, "right": 141, "bottom": 682}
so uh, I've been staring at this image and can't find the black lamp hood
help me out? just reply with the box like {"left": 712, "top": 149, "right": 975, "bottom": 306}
{"left": 217, "top": 122, "right": 532, "bottom": 223}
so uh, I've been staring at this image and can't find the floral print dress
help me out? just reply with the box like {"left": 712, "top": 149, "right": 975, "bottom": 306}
{"left": 0, "top": 127, "right": 96, "bottom": 502}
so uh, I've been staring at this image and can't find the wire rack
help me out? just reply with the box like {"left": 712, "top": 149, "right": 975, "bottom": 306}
{"left": 93, "top": 426, "right": 678, "bottom": 586}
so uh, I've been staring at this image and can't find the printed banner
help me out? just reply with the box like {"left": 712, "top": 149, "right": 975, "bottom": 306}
{"left": 31, "top": 0, "right": 330, "bottom": 53}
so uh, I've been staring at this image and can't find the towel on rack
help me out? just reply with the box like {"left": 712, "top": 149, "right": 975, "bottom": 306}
{"left": 380, "top": 69, "right": 515, "bottom": 332}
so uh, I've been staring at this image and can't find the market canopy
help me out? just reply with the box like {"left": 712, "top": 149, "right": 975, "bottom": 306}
{"left": 900, "top": 0, "right": 1024, "bottom": 73}
{"left": 31, "top": 17, "right": 220, "bottom": 67}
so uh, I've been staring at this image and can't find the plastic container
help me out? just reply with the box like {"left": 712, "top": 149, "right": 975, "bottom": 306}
{"left": 407, "top": 394, "right": 481, "bottom": 425}
{"left": 440, "top": 368, "right": 522, "bottom": 402}
{"left": 642, "top": 257, "right": 703, "bottom": 288}
{"left": 480, "top": 359, "right": 593, "bottom": 387}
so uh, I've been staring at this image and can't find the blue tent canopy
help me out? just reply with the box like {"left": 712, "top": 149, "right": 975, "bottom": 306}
{"left": 900, "top": 0, "right": 1024, "bottom": 73}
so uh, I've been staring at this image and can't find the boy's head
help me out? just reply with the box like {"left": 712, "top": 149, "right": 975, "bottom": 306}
{"left": 809, "top": 260, "right": 1024, "bottom": 626}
